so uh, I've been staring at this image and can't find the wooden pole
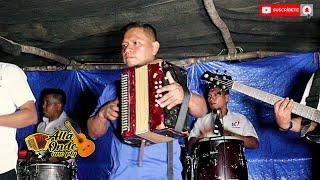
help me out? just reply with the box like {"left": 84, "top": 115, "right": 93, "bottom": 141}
{"left": 203, "top": 0, "right": 236, "bottom": 55}
{"left": 0, "top": 36, "right": 80, "bottom": 66}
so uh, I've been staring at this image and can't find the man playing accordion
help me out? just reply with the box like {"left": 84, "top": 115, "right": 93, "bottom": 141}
{"left": 87, "top": 22, "right": 207, "bottom": 179}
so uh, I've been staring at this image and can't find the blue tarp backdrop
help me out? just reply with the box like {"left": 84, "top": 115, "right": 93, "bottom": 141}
{"left": 17, "top": 52, "right": 319, "bottom": 179}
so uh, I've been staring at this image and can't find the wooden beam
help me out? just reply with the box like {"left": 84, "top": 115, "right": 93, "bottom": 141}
{"left": 22, "top": 51, "right": 287, "bottom": 71}
{"left": 0, "top": 36, "right": 21, "bottom": 56}
{"left": 169, "top": 51, "right": 289, "bottom": 66}
{"left": 0, "top": 36, "right": 80, "bottom": 66}
{"left": 23, "top": 64, "right": 126, "bottom": 71}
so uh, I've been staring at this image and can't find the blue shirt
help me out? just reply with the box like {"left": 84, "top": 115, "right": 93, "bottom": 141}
{"left": 92, "top": 82, "right": 183, "bottom": 180}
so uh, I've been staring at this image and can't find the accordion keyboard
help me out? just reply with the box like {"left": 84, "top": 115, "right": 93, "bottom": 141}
{"left": 121, "top": 73, "right": 129, "bottom": 133}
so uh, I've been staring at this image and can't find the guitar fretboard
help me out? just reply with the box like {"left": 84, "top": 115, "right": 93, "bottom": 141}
{"left": 232, "top": 81, "right": 320, "bottom": 123}
{"left": 65, "top": 121, "right": 80, "bottom": 139}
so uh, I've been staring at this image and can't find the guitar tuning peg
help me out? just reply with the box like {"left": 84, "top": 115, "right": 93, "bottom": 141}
{"left": 223, "top": 70, "right": 227, "bottom": 74}
{"left": 215, "top": 70, "right": 219, "bottom": 73}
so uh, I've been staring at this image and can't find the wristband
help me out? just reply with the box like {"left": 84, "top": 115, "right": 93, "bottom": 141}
{"left": 279, "top": 121, "right": 293, "bottom": 131}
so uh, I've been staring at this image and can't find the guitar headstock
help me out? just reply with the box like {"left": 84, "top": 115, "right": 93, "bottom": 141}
{"left": 64, "top": 120, "right": 71, "bottom": 126}
{"left": 200, "top": 71, "right": 233, "bottom": 91}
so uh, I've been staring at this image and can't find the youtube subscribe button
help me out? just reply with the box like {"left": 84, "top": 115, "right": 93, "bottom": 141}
{"left": 260, "top": 4, "right": 313, "bottom": 17}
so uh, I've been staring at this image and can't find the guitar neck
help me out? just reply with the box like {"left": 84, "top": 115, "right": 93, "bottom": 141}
{"left": 65, "top": 121, "right": 80, "bottom": 138}
{"left": 232, "top": 81, "right": 320, "bottom": 124}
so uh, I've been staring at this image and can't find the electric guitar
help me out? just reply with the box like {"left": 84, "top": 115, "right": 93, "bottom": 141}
{"left": 200, "top": 71, "right": 320, "bottom": 124}
{"left": 64, "top": 121, "right": 95, "bottom": 157}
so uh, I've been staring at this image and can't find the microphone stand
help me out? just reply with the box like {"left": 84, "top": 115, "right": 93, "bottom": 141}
{"left": 215, "top": 109, "right": 227, "bottom": 179}
{"left": 212, "top": 109, "right": 224, "bottom": 136}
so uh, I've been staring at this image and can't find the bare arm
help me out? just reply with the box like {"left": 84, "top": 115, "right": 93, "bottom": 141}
{"left": 188, "top": 137, "right": 198, "bottom": 151}
{"left": 286, "top": 116, "right": 317, "bottom": 133}
{"left": 188, "top": 92, "right": 207, "bottom": 117}
{"left": 238, "top": 135, "right": 259, "bottom": 149}
{"left": 0, "top": 100, "right": 37, "bottom": 128}
{"left": 87, "top": 98, "right": 119, "bottom": 139}
{"left": 224, "top": 130, "right": 259, "bottom": 149}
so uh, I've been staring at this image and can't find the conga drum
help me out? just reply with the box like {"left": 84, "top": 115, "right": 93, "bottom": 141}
{"left": 24, "top": 163, "right": 74, "bottom": 180}
{"left": 192, "top": 136, "right": 248, "bottom": 180}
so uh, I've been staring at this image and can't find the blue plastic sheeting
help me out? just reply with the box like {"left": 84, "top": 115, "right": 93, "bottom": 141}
{"left": 17, "top": 52, "right": 319, "bottom": 179}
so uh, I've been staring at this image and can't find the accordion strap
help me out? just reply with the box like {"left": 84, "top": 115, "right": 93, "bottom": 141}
{"left": 175, "top": 88, "right": 190, "bottom": 132}
{"left": 162, "top": 60, "right": 190, "bottom": 180}
{"left": 138, "top": 139, "right": 146, "bottom": 167}
{"left": 167, "top": 141, "right": 174, "bottom": 180}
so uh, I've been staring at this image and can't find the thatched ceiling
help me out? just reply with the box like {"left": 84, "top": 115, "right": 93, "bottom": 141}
{"left": 1, "top": 0, "right": 319, "bottom": 69}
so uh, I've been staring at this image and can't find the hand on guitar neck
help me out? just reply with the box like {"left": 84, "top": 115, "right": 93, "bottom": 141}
{"left": 274, "top": 98, "right": 295, "bottom": 131}
{"left": 274, "top": 98, "right": 318, "bottom": 133}
{"left": 65, "top": 121, "right": 95, "bottom": 157}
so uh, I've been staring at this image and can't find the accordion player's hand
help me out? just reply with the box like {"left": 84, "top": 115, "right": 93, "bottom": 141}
{"left": 99, "top": 98, "right": 119, "bottom": 121}
{"left": 156, "top": 71, "right": 184, "bottom": 110}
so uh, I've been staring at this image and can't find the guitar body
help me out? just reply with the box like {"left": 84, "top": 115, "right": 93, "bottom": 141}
{"left": 73, "top": 133, "right": 95, "bottom": 157}
{"left": 64, "top": 121, "right": 95, "bottom": 157}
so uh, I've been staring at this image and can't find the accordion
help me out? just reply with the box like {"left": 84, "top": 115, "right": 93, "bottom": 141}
{"left": 25, "top": 133, "right": 49, "bottom": 152}
{"left": 120, "top": 60, "right": 189, "bottom": 146}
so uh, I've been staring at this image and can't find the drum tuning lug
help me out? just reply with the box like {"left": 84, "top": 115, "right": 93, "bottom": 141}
{"left": 231, "top": 164, "right": 238, "bottom": 169}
